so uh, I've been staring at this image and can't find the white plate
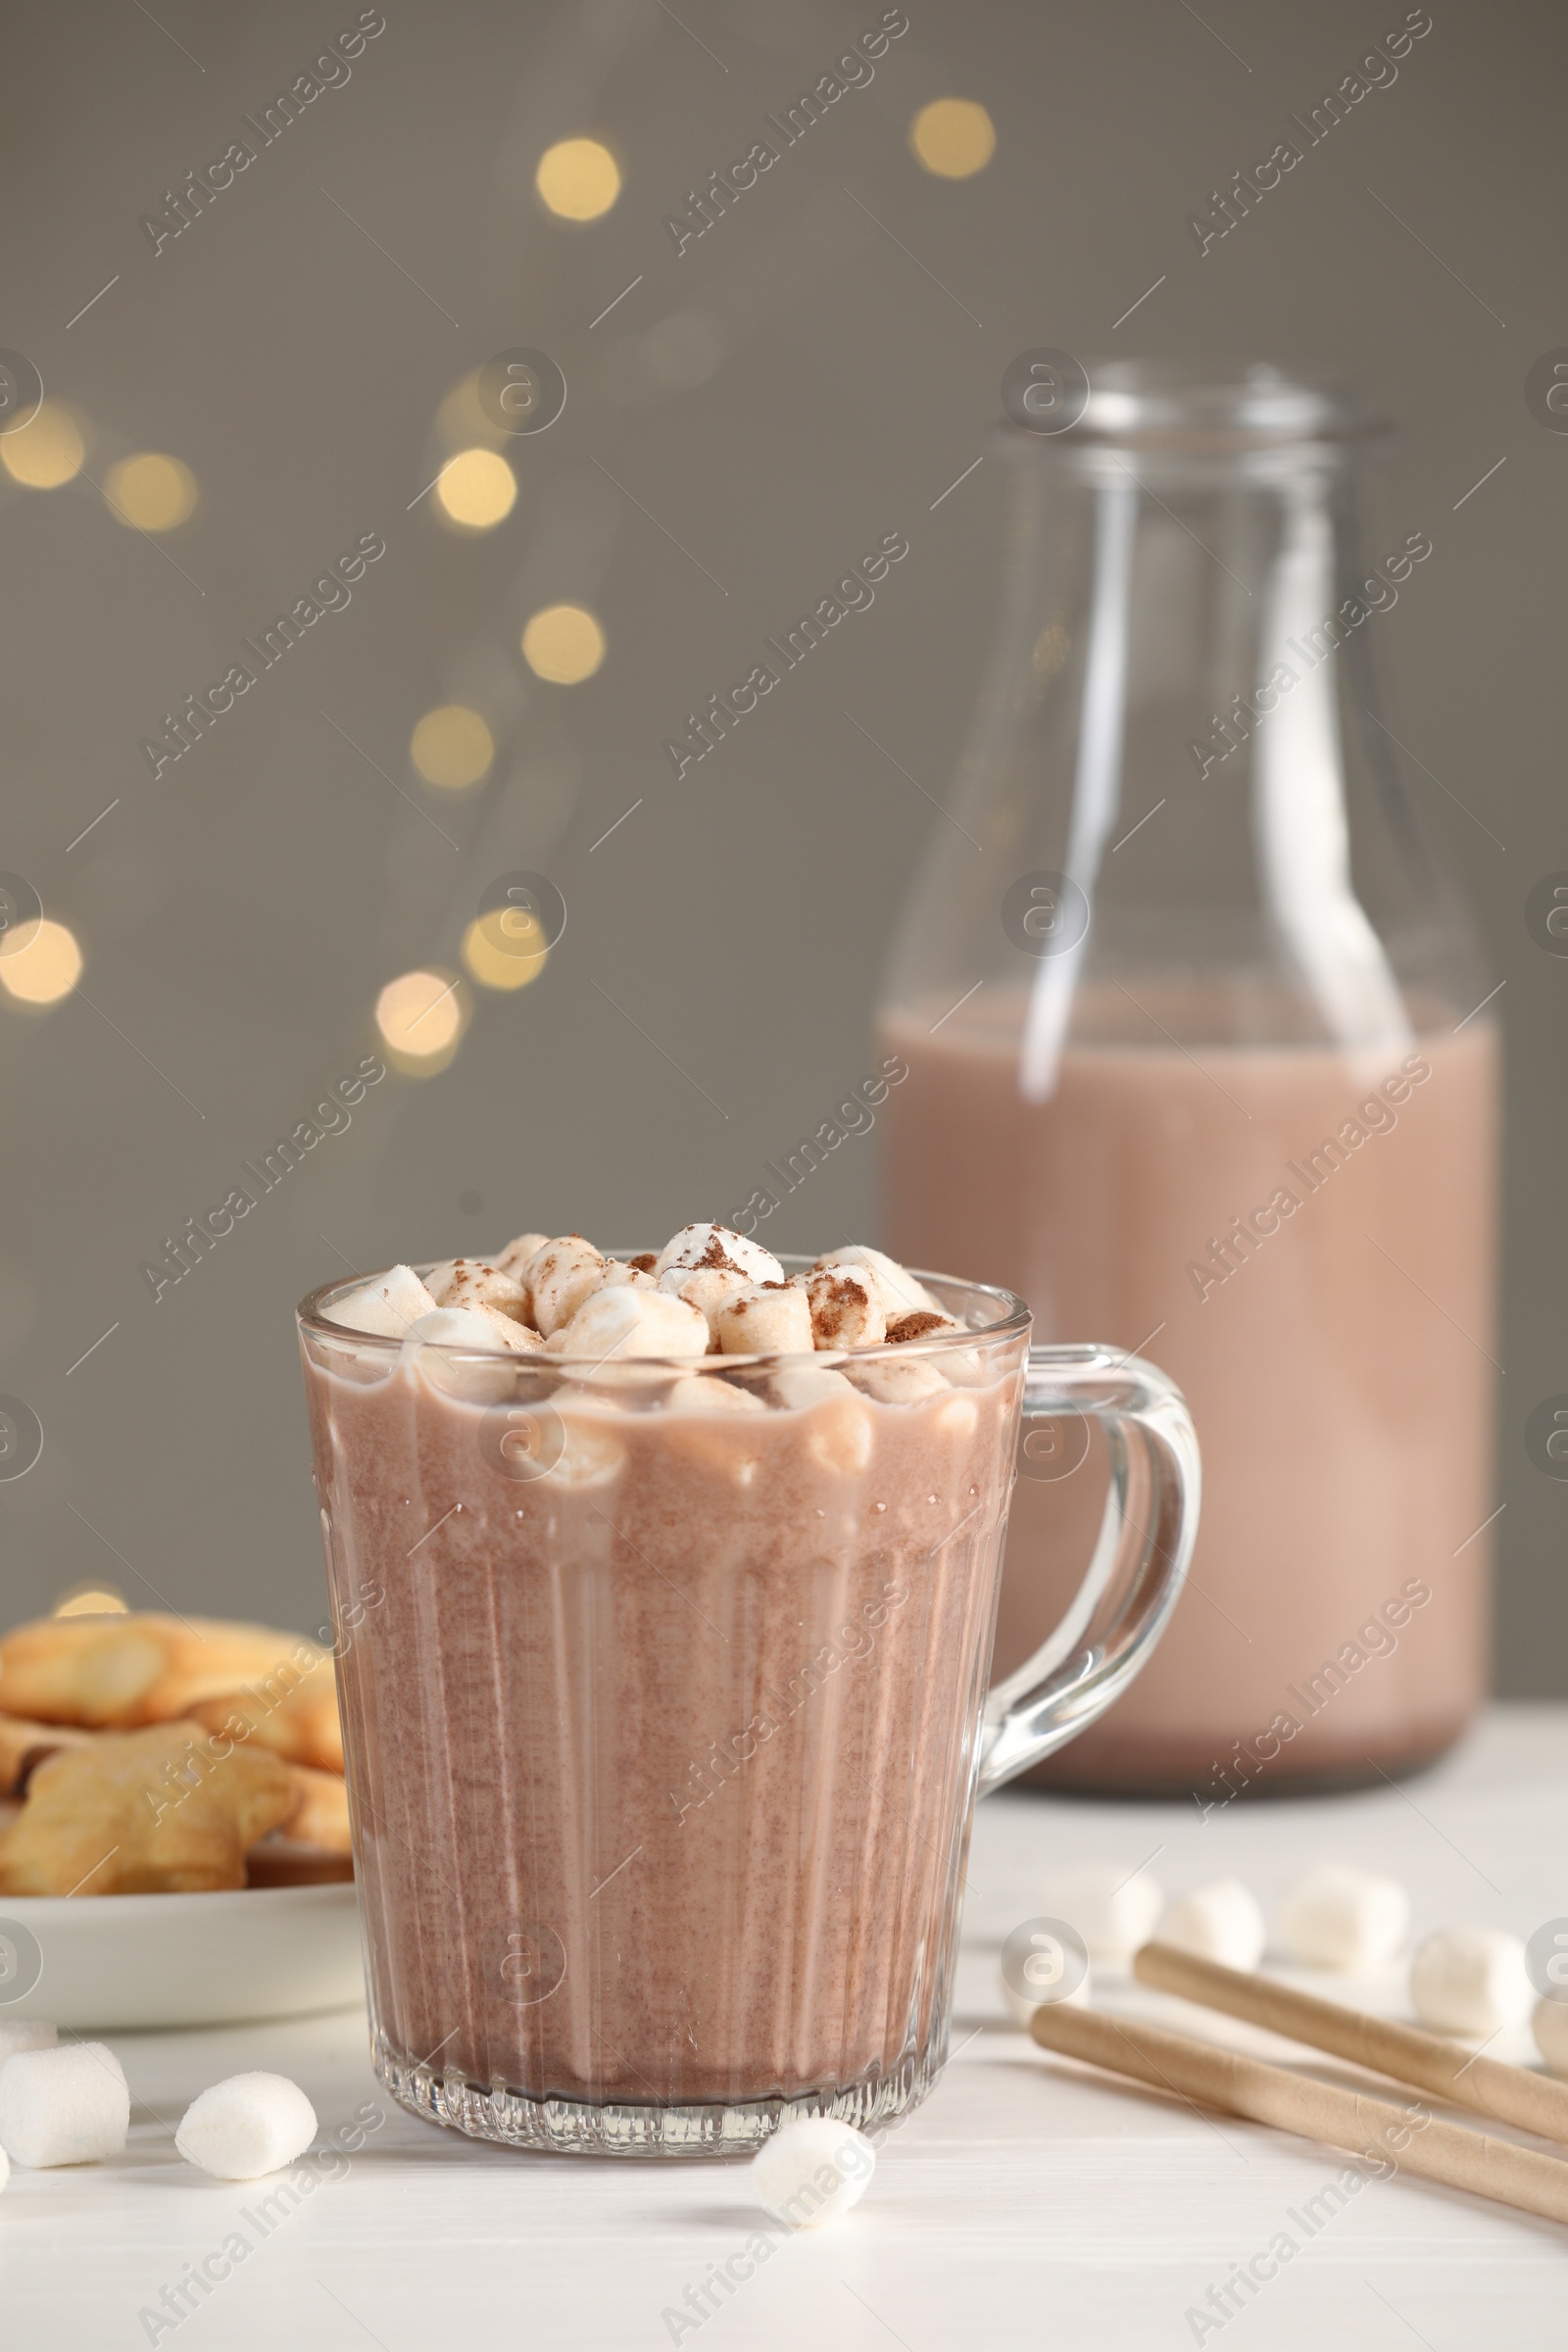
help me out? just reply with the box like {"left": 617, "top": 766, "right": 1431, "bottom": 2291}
{"left": 0, "top": 1884, "right": 365, "bottom": 2030}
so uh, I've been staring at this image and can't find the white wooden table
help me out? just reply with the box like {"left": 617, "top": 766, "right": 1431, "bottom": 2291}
{"left": 11, "top": 1706, "right": 1568, "bottom": 2349}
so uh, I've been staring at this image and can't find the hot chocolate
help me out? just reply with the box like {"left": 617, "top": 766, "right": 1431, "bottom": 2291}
{"left": 300, "top": 1229, "right": 1025, "bottom": 2152}
{"left": 881, "top": 991, "right": 1497, "bottom": 1792}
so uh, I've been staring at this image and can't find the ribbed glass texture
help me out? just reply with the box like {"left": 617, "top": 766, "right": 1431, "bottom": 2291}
{"left": 299, "top": 1269, "right": 1026, "bottom": 2155}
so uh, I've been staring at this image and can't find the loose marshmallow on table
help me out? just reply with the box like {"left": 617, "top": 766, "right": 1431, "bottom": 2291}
{"left": 520, "top": 1236, "right": 607, "bottom": 1336}
{"left": 816, "top": 1245, "right": 938, "bottom": 1321}
{"left": 329, "top": 1263, "right": 437, "bottom": 1340}
{"left": 407, "top": 1306, "right": 537, "bottom": 1353}
{"left": 716, "top": 1282, "right": 814, "bottom": 1357}
{"left": 551, "top": 1283, "right": 709, "bottom": 1360}
{"left": 176, "top": 2072, "right": 318, "bottom": 2180}
{"left": 0, "top": 2020, "right": 58, "bottom": 2066}
{"left": 0, "top": 2041, "right": 129, "bottom": 2168}
{"left": 799, "top": 1262, "right": 886, "bottom": 1350}
{"left": 1532, "top": 1997, "right": 1568, "bottom": 2077}
{"left": 1042, "top": 1865, "right": 1164, "bottom": 1968}
{"left": 751, "top": 2118, "right": 875, "bottom": 2229}
{"left": 1156, "top": 1880, "right": 1266, "bottom": 1972}
{"left": 653, "top": 1221, "right": 783, "bottom": 1287}
{"left": 1409, "top": 1926, "right": 1532, "bottom": 2036}
{"left": 1275, "top": 1865, "right": 1409, "bottom": 1973}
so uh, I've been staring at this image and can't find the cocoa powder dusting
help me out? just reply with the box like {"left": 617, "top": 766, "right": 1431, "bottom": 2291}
{"left": 885, "top": 1311, "right": 949, "bottom": 1344}
{"left": 812, "top": 1272, "right": 867, "bottom": 1342}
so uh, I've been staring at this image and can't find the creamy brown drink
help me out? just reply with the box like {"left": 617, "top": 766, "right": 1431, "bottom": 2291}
{"left": 302, "top": 1231, "right": 1022, "bottom": 2153}
{"left": 299, "top": 1222, "right": 1199, "bottom": 2153}
{"left": 882, "top": 992, "right": 1498, "bottom": 1794}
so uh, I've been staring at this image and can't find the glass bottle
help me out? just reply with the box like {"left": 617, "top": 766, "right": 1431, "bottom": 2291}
{"left": 878, "top": 362, "right": 1498, "bottom": 1798}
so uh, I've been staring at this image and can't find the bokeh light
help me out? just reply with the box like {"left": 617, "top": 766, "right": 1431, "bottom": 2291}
{"left": 54, "top": 1585, "right": 128, "bottom": 1616}
{"left": 521, "top": 604, "right": 606, "bottom": 684}
{"left": 375, "top": 967, "right": 465, "bottom": 1070}
{"left": 434, "top": 448, "right": 516, "bottom": 530}
{"left": 1, "top": 402, "right": 85, "bottom": 489}
{"left": 0, "top": 917, "right": 82, "bottom": 1005}
{"left": 535, "top": 138, "right": 621, "bottom": 220}
{"left": 104, "top": 452, "right": 198, "bottom": 530}
{"left": 463, "top": 908, "right": 549, "bottom": 991}
{"left": 909, "top": 98, "right": 997, "bottom": 177}
{"left": 411, "top": 705, "right": 495, "bottom": 790}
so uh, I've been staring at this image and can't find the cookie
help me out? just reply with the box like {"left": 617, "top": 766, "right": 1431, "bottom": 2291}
{"left": 187, "top": 1670, "right": 342, "bottom": 1775}
{"left": 0, "top": 1723, "right": 296, "bottom": 1895}
{"left": 0, "top": 1613, "right": 329, "bottom": 1732}
{"left": 245, "top": 1764, "right": 353, "bottom": 1886}
{"left": 0, "top": 1712, "right": 93, "bottom": 1794}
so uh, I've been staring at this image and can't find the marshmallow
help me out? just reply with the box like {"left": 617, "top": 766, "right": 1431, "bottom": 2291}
{"left": 663, "top": 1378, "right": 768, "bottom": 1483}
{"left": 328, "top": 1263, "right": 437, "bottom": 1340}
{"left": 426, "top": 1258, "right": 533, "bottom": 1322}
{"left": 1042, "top": 1865, "right": 1163, "bottom": 1968}
{"left": 770, "top": 1368, "right": 873, "bottom": 1474}
{"left": 931, "top": 1390, "right": 981, "bottom": 1441}
{"left": 1275, "top": 1866, "right": 1409, "bottom": 1974}
{"left": 0, "top": 2021, "right": 57, "bottom": 2066}
{"left": 1409, "top": 1926, "right": 1532, "bottom": 2037}
{"left": 800, "top": 1263, "right": 885, "bottom": 1350}
{"left": 846, "top": 1356, "right": 949, "bottom": 1403}
{"left": 552, "top": 1285, "right": 708, "bottom": 1361}
{"left": 1532, "top": 1996, "right": 1568, "bottom": 2078}
{"left": 545, "top": 1410, "right": 626, "bottom": 1490}
{"left": 0, "top": 2041, "right": 129, "bottom": 2168}
{"left": 495, "top": 1230, "right": 550, "bottom": 1278}
{"left": 483, "top": 1305, "right": 542, "bottom": 1350}
{"left": 175, "top": 2072, "right": 318, "bottom": 2180}
{"left": 661, "top": 1263, "right": 753, "bottom": 1338}
{"left": 1156, "top": 1881, "right": 1265, "bottom": 1972}
{"left": 408, "top": 1306, "right": 534, "bottom": 1353}
{"left": 816, "top": 1246, "right": 938, "bottom": 1320}
{"left": 885, "top": 1308, "right": 963, "bottom": 1346}
{"left": 664, "top": 1375, "right": 766, "bottom": 1413}
{"left": 602, "top": 1260, "right": 658, "bottom": 1291}
{"left": 520, "top": 1236, "right": 607, "bottom": 1336}
{"left": 716, "top": 1283, "right": 814, "bottom": 1357}
{"left": 771, "top": 1364, "right": 856, "bottom": 1409}
{"left": 653, "top": 1222, "right": 783, "bottom": 1287}
{"left": 751, "top": 2118, "right": 874, "bottom": 2230}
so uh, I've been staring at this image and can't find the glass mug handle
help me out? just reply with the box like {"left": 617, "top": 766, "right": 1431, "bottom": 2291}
{"left": 977, "top": 1344, "right": 1200, "bottom": 1796}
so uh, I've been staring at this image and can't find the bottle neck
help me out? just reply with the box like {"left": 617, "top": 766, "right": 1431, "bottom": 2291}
{"left": 880, "top": 435, "right": 1483, "bottom": 1068}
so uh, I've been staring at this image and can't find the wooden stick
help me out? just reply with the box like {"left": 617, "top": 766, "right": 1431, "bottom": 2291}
{"left": 1028, "top": 2002, "right": 1568, "bottom": 2228}
{"left": 1133, "top": 1938, "right": 1568, "bottom": 2144}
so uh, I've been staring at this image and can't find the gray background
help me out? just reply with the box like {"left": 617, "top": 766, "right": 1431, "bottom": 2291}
{"left": 1, "top": 0, "right": 1562, "bottom": 1687}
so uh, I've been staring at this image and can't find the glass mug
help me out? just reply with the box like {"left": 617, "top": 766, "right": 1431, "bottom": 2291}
{"left": 297, "top": 1257, "right": 1199, "bottom": 2157}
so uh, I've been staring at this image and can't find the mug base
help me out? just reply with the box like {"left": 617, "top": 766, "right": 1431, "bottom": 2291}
{"left": 373, "top": 2028, "right": 943, "bottom": 2157}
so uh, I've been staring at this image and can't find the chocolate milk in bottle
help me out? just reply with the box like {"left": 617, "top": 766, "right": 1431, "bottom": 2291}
{"left": 879, "top": 365, "right": 1497, "bottom": 1794}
